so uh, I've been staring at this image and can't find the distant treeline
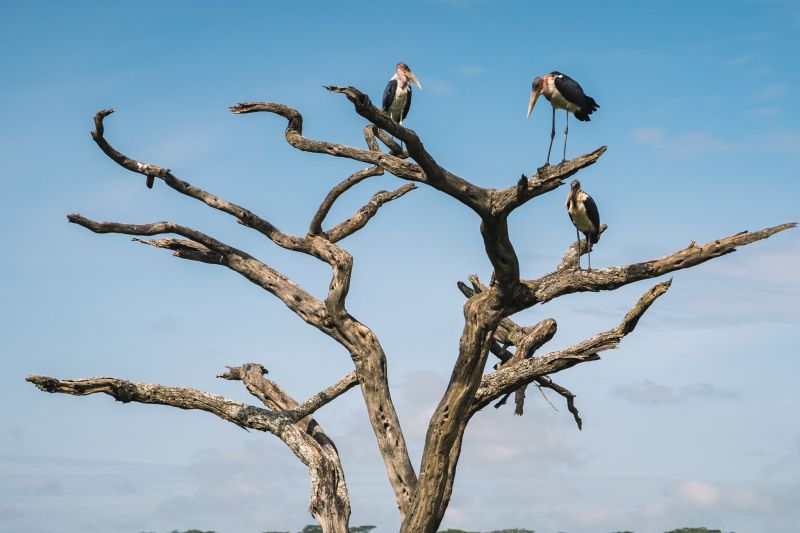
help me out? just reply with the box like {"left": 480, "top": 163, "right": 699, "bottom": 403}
{"left": 153, "top": 525, "right": 731, "bottom": 533}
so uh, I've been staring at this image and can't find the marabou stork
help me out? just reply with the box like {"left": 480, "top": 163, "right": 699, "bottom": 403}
{"left": 382, "top": 63, "right": 422, "bottom": 126}
{"left": 527, "top": 71, "right": 599, "bottom": 165}
{"left": 565, "top": 179, "right": 601, "bottom": 271}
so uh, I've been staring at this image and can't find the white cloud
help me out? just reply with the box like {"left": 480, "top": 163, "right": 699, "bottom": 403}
{"left": 748, "top": 105, "right": 779, "bottom": 117}
{"left": 423, "top": 77, "right": 457, "bottom": 95}
{"left": 677, "top": 480, "right": 722, "bottom": 508}
{"left": 610, "top": 379, "right": 741, "bottom": 405}
{"left": 728, "top": 487, "right": 773, "bottom": 512}
{"left": 631, "top": 127, "right": 739, "bottom": 157}
{"left": 726, "top": 52, "right": 757, "bottom": 67}
{"left": 752, "top": 82, "right": 790, "bottom": 102}
{"left": 455, "top": 64, "right": 488, "bottom": 77}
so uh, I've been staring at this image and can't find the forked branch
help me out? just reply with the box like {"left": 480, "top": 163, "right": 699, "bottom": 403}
{"left": 519, "top": 223, "right": 797, "bottom": 308}
{"left": 474, "top": 279, "right": 673, "bottom": 411}
{"left": 28, "top": 370, "right": 353, "bottom": 532}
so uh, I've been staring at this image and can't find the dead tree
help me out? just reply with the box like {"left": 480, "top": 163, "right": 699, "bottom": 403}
{"left": 28, "top": 86, "right": 795, "bottom": 533}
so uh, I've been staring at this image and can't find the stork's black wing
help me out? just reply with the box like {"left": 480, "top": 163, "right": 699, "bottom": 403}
{"left": 553, "top": 72, "right": 598, "bottom": 121}
{"left": 402, "top": 87, "right": 412, "bottom": 120}
{"left": 583, "top": 193, "right": 601, "bottom": 243}
{"left": 552, "top": 73, "right": 587, "bottom": 104}
{"left": 382, "top": 80, "right": 397, "bottom": 111}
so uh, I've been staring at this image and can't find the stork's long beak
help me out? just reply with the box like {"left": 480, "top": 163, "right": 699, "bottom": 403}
{"left": 527, "top": 89, "right": 540, "bottom": 119}
{"left": 564, "top": 188, "right": 574, "bottom": 207}
{"left": 408, "top": 71, "right": 423, "bottom": 90}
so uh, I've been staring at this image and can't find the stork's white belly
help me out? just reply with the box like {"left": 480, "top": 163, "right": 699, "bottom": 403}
{"left": 388, "top": 85, "right": 410, "bottom": 122}
{"left": 546, "top": 77, "right": 580, "bottom": 112}
{"left": 569, "top": 201, "right": 595, "bottom": 234}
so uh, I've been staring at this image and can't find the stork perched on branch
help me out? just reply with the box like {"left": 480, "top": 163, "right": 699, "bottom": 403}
{"left": 565, "top": 179, "right": 601, "bottom": 271}
{"left": 382, "top": 63, "right": 422, "bottom": 126}
{"left": 527, "top": 71, "right": 599, "bottom": 165}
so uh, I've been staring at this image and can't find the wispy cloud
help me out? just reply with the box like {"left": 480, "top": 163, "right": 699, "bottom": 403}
{"left": 631, "top": 127, "right": 739, "bottom": 157}
{"left": 677, "top": 480, "right": 722, "bottom": 508}
{"left": 455, "top": 64, "right": 488, "bottom": 77}
{"left": 423, "top": 77, "right": 457, "bottom": 95}
{"left": 726, "top": 51, "right": 757, "bottom": 67}
{"left": 752, "top": 82, "right": 791, "bottom": 102}
{"left": 610, "top": 378, "right": 741, "bottom": 405}
{"left": 748, "top": 105, "right": 780, "bottom": 117}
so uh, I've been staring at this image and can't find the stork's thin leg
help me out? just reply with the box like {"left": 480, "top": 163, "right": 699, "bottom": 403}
{"left": 587, "top": 238, "right": 592, "bottom": 271}
{"left": 546, "top": 107, "right": 556, "bottom": 165}
{"left": 562, "top": 111, "right": 569, "bottom": 163}
{"left": 576, "top": 227, "right": 581, "bottom": 270}
{"left": 398, "top": 121, "right": 405, "bottom": 152}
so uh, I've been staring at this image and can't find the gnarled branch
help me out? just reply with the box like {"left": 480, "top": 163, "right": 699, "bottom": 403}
{"left": 28, "top": 371, "right": 352, "bottom": 532}
{"left": 327, "top": 183, "right": 417, "bottom": 242}
{"left": 519, "top": 223, "right": 797, "bottom": 308}
{"left": 474, "top": 279, "right": 673, "bottom": 411}
{"left": 230, "top": 101, "right": 424, "bottom": 182}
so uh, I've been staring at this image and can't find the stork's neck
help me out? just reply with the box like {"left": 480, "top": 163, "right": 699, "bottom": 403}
{"left": 393, "top": 71, "right": 409, "bottom": 88}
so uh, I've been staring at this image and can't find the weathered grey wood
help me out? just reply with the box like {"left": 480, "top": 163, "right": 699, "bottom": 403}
{"left": 29, "top": 94, "right": 797, "bottom": 533}
{"left": 518, "top": 223, "right": 796, "bottom": 309}
{"left": 219, "top": 364, "right": 351, "bottom": 531}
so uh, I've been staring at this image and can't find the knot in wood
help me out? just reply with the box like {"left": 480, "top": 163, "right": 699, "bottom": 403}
{"left": 115, "top": 382, "right": 138, "bottom": 403}
{"left": 40, "top": 377, "right": 60, "bottom": 393}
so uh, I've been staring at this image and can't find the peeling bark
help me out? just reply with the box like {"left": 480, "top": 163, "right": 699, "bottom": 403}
{"left": 28, "top": 93, "right": 796, "bottom": 533}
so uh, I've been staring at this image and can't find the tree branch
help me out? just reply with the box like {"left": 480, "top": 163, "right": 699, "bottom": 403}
{"left": 473, "top": 279, "right": 673, "bottom": 411}
{"left": 533, "top": 376, "right": 582, "bottom": 429}
{"left": 27, "top": 374, "right": 277, "bottom": 431}
{"left": 229, "top": 101, "right": 424, "bottom": 182}
{"left": 323, "top": 86, "right": 489, "bottom": 213}
{"left": 91, "top": 109, "right": 314, "bottom": 254}
{"left": 29, "top": 371, "right": 352, "bottom": 532}
{"left": 518, "top": 223, "right": 797, "bottom": 308}
{"left": 91, "top": 108, "right": 169, "bottom": 189}
{"left": 132, "top": 237, "right": 225, "bottom": 264}
{"left": 309, "top": 166, "right": 384, "bottom": 236}
{"left": 218, "top": 364, "right": 359, "bottom": 421}
{"left": 69, "top": 214, "right": 339, "bottom": 339}
{"left": 458, "top": 276, "right": 556, "bottom": 354}
{"left": 327, "top": 183, "right": 417, "bottom": 242}
{"left": 556, "top": 223, "right": 608, "bottom": 271}
{"left": 490, "top": 147, "right": 607, "bottom": 216}
{"left": 294, "top": 371, "right": 359, "bottom": 421}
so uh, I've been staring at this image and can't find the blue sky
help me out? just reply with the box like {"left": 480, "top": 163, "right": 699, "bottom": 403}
{"left": 1, "top": 1, "right": 798, "bottom": 532}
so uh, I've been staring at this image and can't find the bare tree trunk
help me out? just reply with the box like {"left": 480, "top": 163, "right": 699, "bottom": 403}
{"left": 27, "top": 89, "right": 796, "bottom": 533}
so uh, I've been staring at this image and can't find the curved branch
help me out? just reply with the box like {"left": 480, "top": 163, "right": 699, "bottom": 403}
{"left": 474, "top": 279, "right": 672, "bottom": 411}
{"left": 68, "top": 214, "right": 339, "bottom": 339}
{"left": 458, "top": 276, "right": 556, "bottom": 353}
{"left": 91, "top": 109, "right": 169, "bottom": 189}
{"left": 132, "top": 237, "right": 224, "bottom": 264}
{"left": 91, "top": 109, "right": 312, "bottom": 254}
{"left": 327, "top": 183, "right": 417, "bottom": 242}
{"left": 27, "top": 374, "right": 277, "bottom": 431}
{"left": 518, "top": 222, "right": 796, "bottom": 308}
{"left": 294, "top": 371, "right": 359, "bottom": 421}
{"left": 29, "top": 372, "right": 351, "bottom": 532}
{"left": 324, "top": 86, "right": 490, "bottom": 213}
{"left": 556, "top": 223, "right": 608, "bottom": 271}
{"left": 533, "top": 376, "right": 582, "bottom": 429}
{"left": 490, "top": 146, "right": 607, "bottom": 216}
{"left": 230, "top": 101, "right": 424, "bottom": 182}
{"left": 309, "top": 166, "right": 384, "bottom": 235}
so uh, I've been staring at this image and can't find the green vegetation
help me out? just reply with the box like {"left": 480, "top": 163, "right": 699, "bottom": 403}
{"left": 664, "top": 528, "right": 725, "bottom": 533}
{"left": 295, "top": 526, "right": 376, "bottom": 533}
{"left": 436, "top": 529, "right": 535, "bottom": 533}
{"left": 158, "top": 525, "right": 733, "bottom": 533}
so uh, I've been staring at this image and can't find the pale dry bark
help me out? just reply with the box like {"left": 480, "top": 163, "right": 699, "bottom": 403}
{"left": 27, "top": 366, "right": 354, "bottom": 531}
{"left": 28, "top": 90, "right": 796, "bottom": 533}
